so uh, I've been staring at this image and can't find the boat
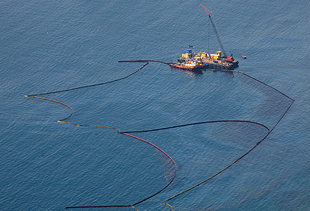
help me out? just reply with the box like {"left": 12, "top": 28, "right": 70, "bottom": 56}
{"left": 170, "top": 5, "right": 239, "bottom": 70}
{"left": 169, "top": 49, "right": 204, "bottom": 69}
{"left": 169, "top": 49, "right": 239, "bottom": 70}
{"left": 119, "top": 5, "right": 239, "bottom": 71}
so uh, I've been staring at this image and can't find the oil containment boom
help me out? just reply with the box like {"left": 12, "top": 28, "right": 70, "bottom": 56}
{"left": 200, "top": 4, "right": 227, "bottom": 58}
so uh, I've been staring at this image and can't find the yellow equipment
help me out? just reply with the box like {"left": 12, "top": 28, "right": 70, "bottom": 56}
{"left": 200, "top": 52, "right": 207, "bottom": 58}
{"left": 210, "top": 51, "right": 221, "bottom": 60}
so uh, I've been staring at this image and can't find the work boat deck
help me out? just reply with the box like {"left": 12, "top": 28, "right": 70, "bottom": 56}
{"left": 201, "top": 57, "right": 239, "bottom": 70}
{"left": 172, "top": 50, "right": 239, "bottom": 70}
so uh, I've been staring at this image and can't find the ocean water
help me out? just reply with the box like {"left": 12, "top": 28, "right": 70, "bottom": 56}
{"left": 1, "top": 0, "right": 310, "bottom": 210}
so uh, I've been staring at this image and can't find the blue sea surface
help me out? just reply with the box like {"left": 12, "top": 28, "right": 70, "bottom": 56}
{"left": 1, "top": 0, "right": 310, "bottom": 210}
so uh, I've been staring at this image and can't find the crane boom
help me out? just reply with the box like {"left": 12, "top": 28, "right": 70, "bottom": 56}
{"left": 200, "top": 4, "right": 227, "bottom": 58}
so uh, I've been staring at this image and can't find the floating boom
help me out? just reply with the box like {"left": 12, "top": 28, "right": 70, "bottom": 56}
{"left": 200, "top": 4, "right": 227, "bottom": 58}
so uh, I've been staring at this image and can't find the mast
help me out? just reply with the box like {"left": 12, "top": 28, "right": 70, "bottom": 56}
{"left": 200, "top": 4, "right": 227, "bottom": 58}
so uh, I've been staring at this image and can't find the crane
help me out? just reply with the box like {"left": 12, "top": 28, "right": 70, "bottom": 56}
{"left": 200, "top": 4, "right": 228, "bottom": 58}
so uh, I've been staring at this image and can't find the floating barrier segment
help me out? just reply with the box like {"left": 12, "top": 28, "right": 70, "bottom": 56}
{"left": 163, "top": 70, "right": 294, "bottom": 202}
{"left": 65, "top": 205, "right": 132, "bottom": 209}
{"left": 162, "top": 203, "right": 173, "bottom": 210}
{"left": 64, "top": 133, "right": 177, "bottom": 209}
{"left": 25, "top": 62, "right": 177, "bottom": 209}
{"left": 118, "top": 60, "right": 170, "bottom": 65}
{"left": 122, "top": 120, "right": 270, "bottom": 134}
{"left": 25, "top": 60, "right": 294, "bottom": 209}
{"left": 25, "top": 62, "right": 149, "bottom": 127}
{"left": 120, "top": 132, "right": 177, "bottom": 207}
{"left": 26, "top": 62, "right": 149, "bottom": 97}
